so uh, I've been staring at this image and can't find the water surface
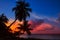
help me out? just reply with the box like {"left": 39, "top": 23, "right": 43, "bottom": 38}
{"left": 20, "top": 34, "right": 60, "bottom": 40}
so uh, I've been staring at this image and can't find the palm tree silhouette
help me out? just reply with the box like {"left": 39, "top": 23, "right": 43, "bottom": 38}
{"left": 8, "top": 0, "right": 32, "bottom": 29}
{"left": 13, "top": 0, "right": 32, "bottom": 21}
{"left": 11, "top": 0, "right": 32, "bottom": 36}
{"left": 7, "top": 0, "right": 32, "bottom": 37}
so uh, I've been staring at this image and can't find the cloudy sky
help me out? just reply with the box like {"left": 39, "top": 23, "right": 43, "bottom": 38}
{"left": 0, "top": 0, "right": 60, "bottom": 34}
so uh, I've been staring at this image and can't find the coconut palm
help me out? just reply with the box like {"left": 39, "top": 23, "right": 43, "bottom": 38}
{"left": 8, "top": 0, "right": 32, "bottom": 29}
{"left": 8, "top": 0, "right": 32, "bottom": 36}
{"left": 12, "top": 0, "right": 32, "bottom": 21}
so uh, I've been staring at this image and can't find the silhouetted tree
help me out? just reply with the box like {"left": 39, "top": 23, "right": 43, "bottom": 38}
{"left": 12, "top": 0, "right": 32, "bottom": 21}
{"left": 0, "top": 14, "right": 13, "bottom": 38}
{"left": 11, "top": 0, "right": 32, "bottom": 36}
{"left": 0, "top": 14, "right": 8, "bottom": 37}
{"left": 8, "top": 0, "right": 32, "bottom": 29}
{"left": 7, "top": 0, "right": 32, "bottom": 38}
{"left": 0, "top": 0, "right": 33, "bottom": 40}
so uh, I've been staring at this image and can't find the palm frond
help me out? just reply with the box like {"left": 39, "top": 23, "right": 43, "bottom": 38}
{"left": 12, "top": 7, "right": 16, "bottom": 11}
{"left": 25, "top": 8, "right": 32, "bottom": 12}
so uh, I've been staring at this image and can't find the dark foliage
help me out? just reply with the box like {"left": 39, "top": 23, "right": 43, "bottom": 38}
{"left": 18, "top": 21, "right": 33, "bottom": 35}
{"left": 0, "top": 14, "right": 14, "bottom": 38}
{"left": 12, "top": 0, "right": 32, "bottom": 21}
{"left": 0, "top": 0, "right": 33, "bottom": 40}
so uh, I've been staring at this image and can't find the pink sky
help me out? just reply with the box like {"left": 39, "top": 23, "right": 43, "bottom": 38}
{"left": 6, "top": 18, "right": 60, "bottom": 34}
{"left": 29, "top": 18, "right": 60, "bottom": 34}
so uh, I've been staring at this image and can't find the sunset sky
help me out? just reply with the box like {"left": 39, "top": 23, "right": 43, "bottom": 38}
{"left": 0, "top": 0, "right": 60, "bottom": 34}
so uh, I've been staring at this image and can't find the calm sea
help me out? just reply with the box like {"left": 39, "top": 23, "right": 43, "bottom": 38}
{"left": 20, "top": 34, "right": 60, "bottom": 40}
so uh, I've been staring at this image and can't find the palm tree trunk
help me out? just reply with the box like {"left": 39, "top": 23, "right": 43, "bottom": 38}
{"left": 8, "top": 18, "right": 17, "bottom": 28}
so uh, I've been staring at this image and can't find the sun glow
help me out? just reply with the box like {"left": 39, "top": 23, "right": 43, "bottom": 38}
{"left": 5, "top": 19, "right": 24, "bottom": 33}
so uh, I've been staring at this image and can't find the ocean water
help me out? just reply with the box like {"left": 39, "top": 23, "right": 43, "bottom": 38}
{"left": 20, "top": 34, "right": 60, "bottom": 40}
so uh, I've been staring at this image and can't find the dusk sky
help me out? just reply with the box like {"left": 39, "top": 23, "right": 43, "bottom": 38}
{"left": 0, "top": 0, "right": 60, "bottom": 19}
{"left": 0, "top": 0, "right": 60, "bottom": 34}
